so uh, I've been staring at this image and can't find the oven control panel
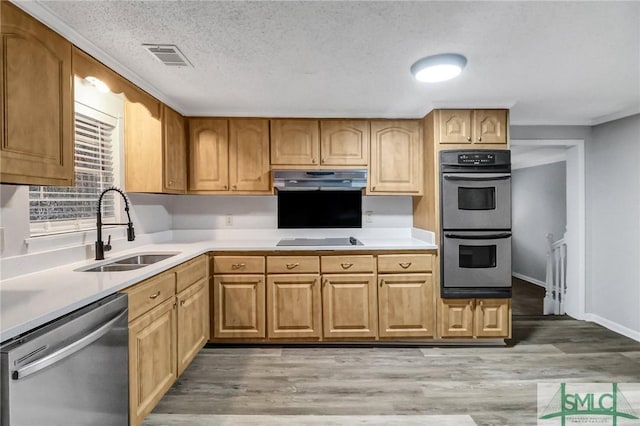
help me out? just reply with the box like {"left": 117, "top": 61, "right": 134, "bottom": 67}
{"left": 457, "top": 153, "right": 495, "bottom": 165}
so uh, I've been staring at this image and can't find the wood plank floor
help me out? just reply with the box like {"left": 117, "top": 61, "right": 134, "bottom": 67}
{"left": 145, "top": 318, "right": 640, "bottom": 426}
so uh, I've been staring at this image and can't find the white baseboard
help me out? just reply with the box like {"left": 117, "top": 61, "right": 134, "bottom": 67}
{"left": 584, "top": 313, "right": 640, "bottom": 342}
{"left": 512, "top": 272, "right": 546, "bottom": 288}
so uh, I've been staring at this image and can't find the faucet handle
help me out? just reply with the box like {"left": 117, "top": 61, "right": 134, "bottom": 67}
{"left": 105, "top": 235, "right": 112, "bottom": 252}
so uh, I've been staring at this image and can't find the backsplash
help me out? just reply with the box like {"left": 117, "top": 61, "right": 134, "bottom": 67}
{"left": 170, "top": 195, "right": 413, "bottom": 230}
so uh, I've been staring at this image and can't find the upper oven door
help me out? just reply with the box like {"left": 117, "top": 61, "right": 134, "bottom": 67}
{"left": 441, "top": 173, "right": 511, "bottom": 230}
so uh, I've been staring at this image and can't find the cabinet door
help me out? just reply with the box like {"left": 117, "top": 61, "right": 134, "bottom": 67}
{"left": 320, "top": 120, "right": 369, "bottom": 166}
{"left": 177, "top": 278, "right": 210, "bottom": 375}
{"left": 128, "top": 298, "right": 177, "bottom": 426}
{"left": 473, "top": 110, "right": 508, "bottom": 144}
{"left": 189, "top": 118, "right": 229, "bottom": 191}
{"left": 322, "top": 274, "right": 377, "bottom": 339}
{"left": 437, "top": 110, "right": 472, "bottom": 144}
{"left": 1, "top": 2, "right": 73, "bottom": 186}
{"left": 267, "top": 274, "right": 321, "bottom": 339}
{"left": 369, "top": 120, "right": 422, "bottom": 194}
{"left": 378, "top": 274, "right": 434, "bottom": 338}
{"left": 229, "top": 119, "right": 271, "bottom": 192}
{"left": 125, "top": 100, "right": 163, "bottom": 192}
{"left": 439, "top": 299, "right": 474, "bottom": 337}
{"left": 270, "top": 119, "right": 319, "bottom": 165}
{"left": 474, "top": 298, "right": 510, "bottom": 337}
{"left": 212, "top": 275, "right": 265, "bottom": 339}
{"left": 163, "top": 105, "right": 187, "bottom": 193}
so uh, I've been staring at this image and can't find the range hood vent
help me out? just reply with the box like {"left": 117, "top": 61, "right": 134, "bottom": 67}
{"left": 273, "top": 170, "right": 367, "bottom": 191}
{"left": 142, "top": 44, "right": 192, "bottom": 67}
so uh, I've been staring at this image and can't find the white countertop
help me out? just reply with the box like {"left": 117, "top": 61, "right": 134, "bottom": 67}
{"left": 0, "top": 231, "right": 436, "bottom": 343}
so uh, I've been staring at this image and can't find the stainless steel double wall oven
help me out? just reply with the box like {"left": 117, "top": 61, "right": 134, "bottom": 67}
{"left": 440, "top": 150, "right": 512, "bottom": 298}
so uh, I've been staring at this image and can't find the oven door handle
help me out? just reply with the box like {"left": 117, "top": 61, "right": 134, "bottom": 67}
{"left": 443, "top": 175, "right": 511, "bottom": 182}
{"left": 12, "top": 308, "right": 128, "bottom": 381}
{"left": 444, "top": 233, "right": 512, "bottom": 240}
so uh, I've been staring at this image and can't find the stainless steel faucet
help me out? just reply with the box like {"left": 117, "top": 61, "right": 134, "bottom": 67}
{"left": 95, "top": 187, "right": 135, "bottom": 260}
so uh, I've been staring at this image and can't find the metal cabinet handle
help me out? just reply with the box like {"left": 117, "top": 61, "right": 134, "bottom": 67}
{"left": 399, "top": 262, "right": 412, "bottom": 269}
{"left": 321, "top": 158, "right": 325, "bottom": 164}
{"left": 232, "top": 185, "right": 237, "bottom": 190}
{"left": 467, "top": 136, "right": 471, "bottom": 142}
{"left": 372, "top": 186, "right": 376, "bottom": 191}
{"left": 13, "top": 309, "right": 128, "bottom": 380}
{"left": 469, "top": 300, "right": 474, "bottom": 306}
{"left": 479, "top": 300, "right": 484, "bottom": 307}
{"left": 323, "top": 279, "right": 328, "bottom": 287}
{"left": 149, "top": 291, "right": 160, "bottom": 299}
{"left": 224, "top": 185, "right": 228, "bottom": 190}
{"left": 286, "top": 263, "right": 299, "bottom": 269}
{"left": 478, "top": 136, "right": 482, "bottom": 142}
{"left": 180, "top": 299, "right": 186, "bottom": 306}
{"left": 379, "top": 279, "right": 384, "bottom": 287}
{"left": 312, "top": 158, "right": 316, "bottom": 164}
{"left": 340, "top": 263, "right": 353, "bottom": 270}
{"left": 312, "top": 279, "right": 317, "bottom": 286}
{"left": 232, "top": 263, "right": 246, "bottom": 270}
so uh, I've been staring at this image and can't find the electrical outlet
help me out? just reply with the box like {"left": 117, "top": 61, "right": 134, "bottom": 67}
{"left": 225, "top": 214, "right": 233, "bottom": 226}
{"left": 365, "top": 211, "right": 373, "bottom": 224}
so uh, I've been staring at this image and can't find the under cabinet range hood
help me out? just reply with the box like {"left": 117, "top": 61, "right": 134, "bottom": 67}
{"left": 273, "top": 169, "right": 367, "bottom": 191}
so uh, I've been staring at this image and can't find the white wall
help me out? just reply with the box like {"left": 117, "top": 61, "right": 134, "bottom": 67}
{"left": 171, "top": 195, "right": 413, "bottom": 230}
{"left": 512, "top": 161, "right": 567, "bottom": 283}
{"left": 586, "top": 114, "right": 640, "bottom": 336}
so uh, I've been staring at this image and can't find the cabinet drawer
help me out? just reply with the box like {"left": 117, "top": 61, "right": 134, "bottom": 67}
{"left": 321, "top": 255, "right": 375, "bottom": 273}
{"left": 267, "top": 256, "right": 319, "bottom": 274}
{"left": 176, "top": 255, "right": 208, "bottom": 293}
{"left": 123, "top": 271, "right": 176, "bottom": 321}
{"left": 377, "top": 254, "right": 432, "bottom": 273}
{"left": 214, "top": 256, "right": 265, "bottom": 274}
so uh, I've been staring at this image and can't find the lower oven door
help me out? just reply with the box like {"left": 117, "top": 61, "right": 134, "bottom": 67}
{"left": 442, "top": 231, "right": 512, "bottom": 296}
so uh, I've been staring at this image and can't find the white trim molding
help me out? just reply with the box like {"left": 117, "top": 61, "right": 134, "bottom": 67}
{"left": 512, "top": 273, "right": 546, "bottom": 288}
{"left": 584, "top": 314, "right": 640, "bottom": 343}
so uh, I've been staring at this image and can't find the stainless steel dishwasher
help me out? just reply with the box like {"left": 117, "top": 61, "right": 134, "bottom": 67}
{"left": 1, "top": 293, "right": 128, "bottom": 425}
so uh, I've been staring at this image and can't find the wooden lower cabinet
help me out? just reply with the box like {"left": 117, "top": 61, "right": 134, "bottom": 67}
{"left": 439, "top": 299, "right": 474, "bottom": 338}
{"left": 128, "top": 297, "right": 177, "bottom": 426}
{"left": 475, "top": 298, "right": 511, "bottom": 337}
{"left": 439, "top": 298, "right": 510, "bottom": 338}
{"left": 267, "top": 274, "right": 321, "bottom": 339}
{"left": 322, "top": 274, "right": 377, "bottom": 339}
{"left": 378, "top": 274, "right": 434, "bottom": 338}
{"left": 212, "top": 274, "right": 265, "bottom": 339}
{"left": 177, "top": 278, "right": 210, "bottom": 375}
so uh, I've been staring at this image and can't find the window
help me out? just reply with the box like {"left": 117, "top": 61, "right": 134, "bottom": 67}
{"left": 29, "top": 103, "right": 119, "bottom": 235}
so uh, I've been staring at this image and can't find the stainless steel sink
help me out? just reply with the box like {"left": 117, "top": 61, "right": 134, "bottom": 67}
{"left": 79, "top": 252, "right": 179, "bottom": 272}
{"left": 83, "top": 264, "right": 147, "bottom": 272}
{"left": 113, "top": 254, "right": 177, "bottom": 265}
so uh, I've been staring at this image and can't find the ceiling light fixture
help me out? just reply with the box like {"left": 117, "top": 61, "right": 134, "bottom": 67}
{"left": 84, "top": 76, "right": 110, "bottom": 93}
{"left": 410, "top": 53, "right": 467, "bottom": 83}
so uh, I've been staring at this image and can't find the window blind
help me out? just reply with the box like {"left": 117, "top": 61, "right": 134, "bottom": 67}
{"left": 29, "top": 110, "right": 117, "bottom": 235}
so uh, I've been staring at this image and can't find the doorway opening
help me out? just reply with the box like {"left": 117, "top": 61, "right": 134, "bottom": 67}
{"left": 509, "top": 139, "right": 586, "bottom": 319}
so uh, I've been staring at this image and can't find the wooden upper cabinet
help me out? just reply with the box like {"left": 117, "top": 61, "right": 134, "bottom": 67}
{"left": 229, "top": 119, "right": 270, "bottom": 192}
{"left": 474, "top": 110, "right": 507, "bottom": 144}
{"left": 124, "top": 99, "right": 163, "bottom": 192}
{"left": 437, "top": 109, "right": 508, "bottom": 145}
{"left": 1, "top": 2, "right": 74, "bottom": 186}
{"left": 369, "top": 120, "right": 423, "bottom": 195}
{"left": 437, "top": 110, "right": 472, "bottom": 144}
{"left": 163, "top": 105, "right": 187, "bottom": 193}
{"left": 188, "top": 118, "right": 229, "bottom": 191}
{"left": 320, "top": 120, "right": 369, "bottom": 166}
{"left": 270, "top": 119, "right": 320, "bottom": 165}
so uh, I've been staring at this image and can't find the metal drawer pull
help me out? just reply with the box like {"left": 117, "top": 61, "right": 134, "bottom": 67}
{"left": 286, "top": 263, "right": 299, "bottom": 269}
{"left": 231, "top": 263, "right": 246, "bottom": 269}
{"left": 149, "top": 291, "right": 160, "bottom": 299}
{"left": 399, "top": 262, "right": 412, "bottom": 269}
{"left": 379, "top": 279, "right": 384, "bottom": 287}
{"left": 341, "top": 263, "right": 353, "bottom": 269}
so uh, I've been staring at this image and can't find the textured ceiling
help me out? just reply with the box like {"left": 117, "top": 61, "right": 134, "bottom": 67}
{"left": 18, "top": 1, "right": 640, "bottom": 125}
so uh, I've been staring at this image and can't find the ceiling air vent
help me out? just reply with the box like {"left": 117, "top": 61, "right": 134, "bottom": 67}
{"left": 142, "top": 44, "right": 192, "bottom": 67}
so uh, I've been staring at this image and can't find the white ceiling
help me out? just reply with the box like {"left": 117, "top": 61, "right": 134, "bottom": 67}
{"left": 18, "top": 1, "right": 640, "bottom": 125}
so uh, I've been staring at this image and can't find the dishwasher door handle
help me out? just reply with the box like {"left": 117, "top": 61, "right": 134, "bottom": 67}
{"left": 12, "top": 308, "right": 128, "bottom": 380}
